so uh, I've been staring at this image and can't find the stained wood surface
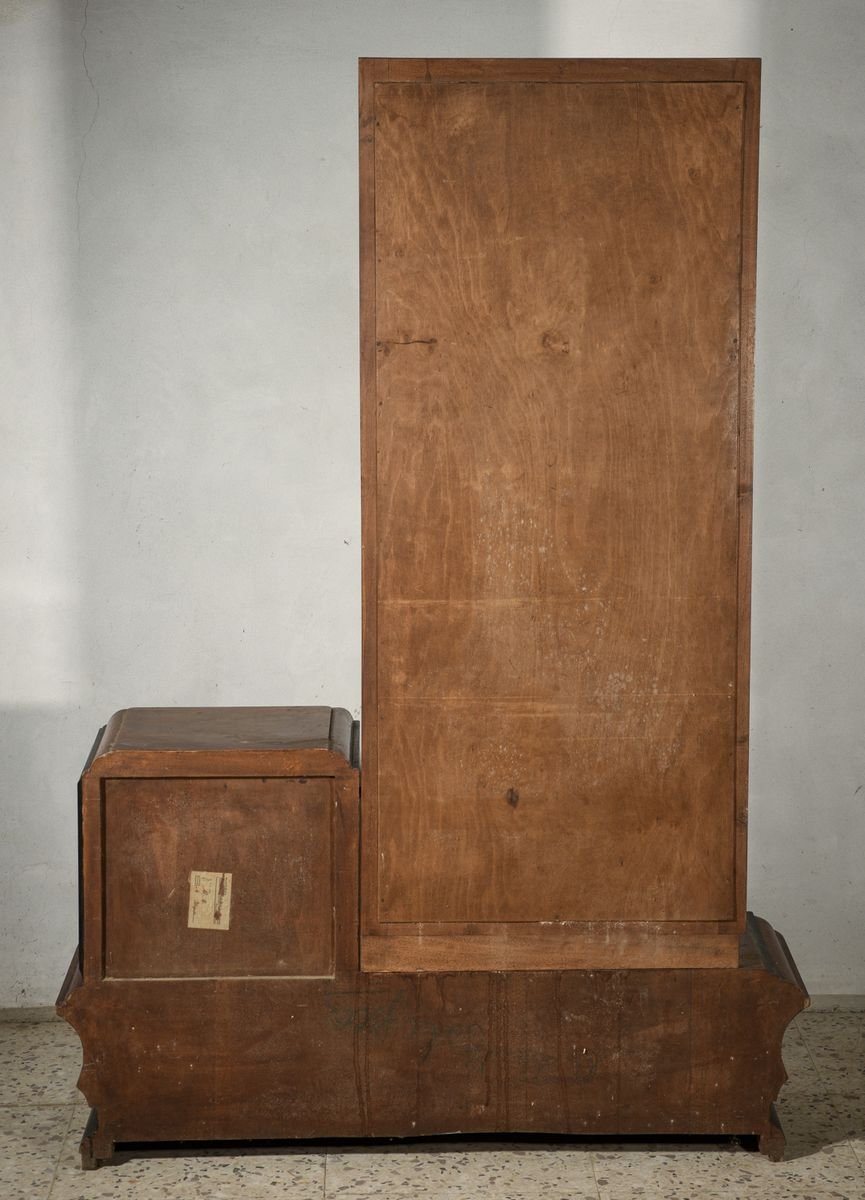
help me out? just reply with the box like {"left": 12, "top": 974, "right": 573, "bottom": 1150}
{"left": 59, "top": 916, "right": 808, "bottom": 1165}
{"left": 83, "top": 707, "right": 358, "bottom": 779}
{"left": 360, "top": 59, "right": 760, "bottom": 967}
{"left": 78, "top": 708, "right": 360, "bottom": 986}
{"left": 59, "top": 708, "right": 807, "bottom": 1165}
{"left": 92, "top": 706, "right": 356, "bottom": 761}
{"left": 360, "top": 922, "right": 740, "bottom": 973}
{"left": 103, "top": 777, "right": 334, "bottom": 979}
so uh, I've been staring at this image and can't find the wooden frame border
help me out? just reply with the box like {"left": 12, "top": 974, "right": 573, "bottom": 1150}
{"left": 80, "top": 756, "right": 359, "bottom": 984}
{"left": 359, "top": 58, "right": 761, "bottom": 971}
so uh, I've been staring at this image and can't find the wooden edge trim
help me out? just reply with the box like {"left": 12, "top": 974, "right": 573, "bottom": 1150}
{"left": 56, "top": 948, "right": 82, "bottom": 1008}
{"left": 733, "top": 60, "right": 761, "bottom": 928}
{"left": 748, "top": 914, "right": 811, "bottom": 1001}
{"left": 81, "top": 725, "right": 109, "bottom": 775}
{"left": 367, "top": 918, "right": 741, "bottom": 935}
{"left": 359, "top": 57, "right": 761, "bottom": 85}
{"left": 359, "top": 55, "right": 380, "bottom": 943}
{"left": 83, "top": 713, "right": 126, "bottom": 769}
{"left": 80, "top": 773, "right": 104, "bottom": 984}
{"left": 88, "top": 710, "right": 356, "bottom": 770}
{"left": 84, "top": 751, "right": 359, "bottom": 778}
{"left": 361, "top": 930, "right": 740, "bottom": 972}
{"left": 333, "top": 775, "right": 361, "bottom": 975}
{"left": 774, "top": 929, "right": 810, "bottom": 1003}
{"left": 328, "top": 707, "right": 356, "bottom": 763}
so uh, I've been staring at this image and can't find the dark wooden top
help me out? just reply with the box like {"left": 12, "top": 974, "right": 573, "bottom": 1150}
{"left": 86, "top": 707, "right": 357, "bottom": 777}
{"left": 359, "top": 58, "right": 760, "bottom": 84}
{"left": 741, "top": 914, "right": 811, "bottom": 1000}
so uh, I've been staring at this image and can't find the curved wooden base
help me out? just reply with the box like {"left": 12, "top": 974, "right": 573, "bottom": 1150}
{"left": 758, "top": 1104, "right": 787, "bottom": 1163}
{"left": 58, "top": 913, "right": 807, "bottom": 1168}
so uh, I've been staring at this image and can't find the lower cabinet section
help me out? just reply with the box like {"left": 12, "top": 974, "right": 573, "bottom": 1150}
{"left": 59, "top": 916, "right": 806, "bottom": 1167}
{"left": 60, "top": 707, "right": 807, "bottom": 1168}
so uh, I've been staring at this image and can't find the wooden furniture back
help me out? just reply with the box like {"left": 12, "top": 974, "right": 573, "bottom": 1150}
{"left": 77, "top": 707, "right": 359, "bottom": 984}
{"left": 360, "top": 59, "right": 760, "bottom": 970}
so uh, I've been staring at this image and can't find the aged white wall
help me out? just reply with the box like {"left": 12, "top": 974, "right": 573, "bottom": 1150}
{"left": 0, "top": 0, "right": 862, "bottom": 1005}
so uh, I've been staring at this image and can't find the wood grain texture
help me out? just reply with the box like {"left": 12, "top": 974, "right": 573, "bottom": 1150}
{"left": 59, "top": 708, "right": 806, "bottom": 1165}
{"left": 103, "top": 777, "right": 334, "bottom": 979}
{"left": 360, "top": 925, "right": 740, "bottom": 973}
{"left": 59, "top": 917, "right": 806, "bottom": 1165}
{"left": 78, "top": 708, "right": 359, "bottom": 987}
{"left": 360, "top": 60, "right": 760, "bottom": 968}
{"left": 377, "top": 699, "right": 734, "bottom": 923}
{"left": 733, "top": 63, "right": 761, "bottom": 927}
{"left": 91, "top": 706, "right": 355, "bottom": 761}
{"left": 361, "top": 58, "right": 760, "bottom": 84}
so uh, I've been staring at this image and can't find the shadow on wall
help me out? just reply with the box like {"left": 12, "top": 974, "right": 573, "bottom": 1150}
{"left": 0, "top": 707, "right": 88, "bottom": 1008}
{"left": 5, "top": 0, "right": 547, "bottom": 1008}
{"left": 1, "top": 1, "right": 94, "bottom": 1008}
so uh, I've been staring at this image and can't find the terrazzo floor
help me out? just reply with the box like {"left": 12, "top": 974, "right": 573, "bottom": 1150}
{"left": 0, "top": 1010, "right": 862, "bottom": 1199}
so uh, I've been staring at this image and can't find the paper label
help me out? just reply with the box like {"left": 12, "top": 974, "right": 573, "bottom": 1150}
{"left": 187, "top": 870, "right": 232, "bottom": 930}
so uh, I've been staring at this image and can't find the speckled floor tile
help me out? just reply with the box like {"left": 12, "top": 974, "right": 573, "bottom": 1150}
{"left": 853, "top": 1137, "right": 865, "bottom": 1174}
{"left": 0, "top": 1103, "right": 73, "bottom": 1200}
{"left": 778, "top": 1085, "right": 865, "bottom": 1159}
{"left": 324, "top": 1142, "right": 600, "bottom": 1197}
{"left": 797, "top": 1011, "right": 865, "bottom": 1090}
{"left": 50, "top": 1134, "right": 326, "bottom": 1199}
{"left": 593, "top": 1137, "right": 865, "bottom": 1199}
{"left": 587, "top": 1020, "right": 865, "bottom": 1200}
{"left": 0, "top": 1021, "right": 84, "bottom": 1106}
{"left": 778, "top": 1018, "right": 823, "bottom": 1096}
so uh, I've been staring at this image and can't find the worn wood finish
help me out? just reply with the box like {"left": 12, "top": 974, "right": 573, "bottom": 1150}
{"left": 360, "top": 59, "right": 760, "bottom": 970}
{"left": 360, "top": 921, "right": 741, "bottom": 974}
{"left": 360, "top": 58, "right": 761, "bottom": 84}
{"left": 61, "top": 897, "right": 806, "bottom": 1165}
{"left": 58, "top": 707, "right": 806, "bottom": 1166}
{"left": 84, "top": 705, "right": 356, "bottom": 776}
{"left": 378, "top": 700, "right": 735, "bottom": 924}
{"left": 76, "top": 708, "right": 360, "bottom": 991}
{"left": 62, "top": 939, "right": 805, "bottom": 1165}
{"left": 104, "top": 777, "right": 334, "bottom": 979}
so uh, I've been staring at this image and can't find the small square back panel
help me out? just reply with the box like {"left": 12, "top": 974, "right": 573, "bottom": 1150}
{"left": 102, "top": 777, "right": 334, "bottom": 979}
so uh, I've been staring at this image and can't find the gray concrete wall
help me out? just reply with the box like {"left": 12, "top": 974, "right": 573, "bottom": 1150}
{"left": 1, "top": 0, "right": 862, "bottom": 1004}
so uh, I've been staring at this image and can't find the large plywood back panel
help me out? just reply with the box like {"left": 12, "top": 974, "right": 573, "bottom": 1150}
{"left": 360, "top": 60, "right": 760, "bottom": 970}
